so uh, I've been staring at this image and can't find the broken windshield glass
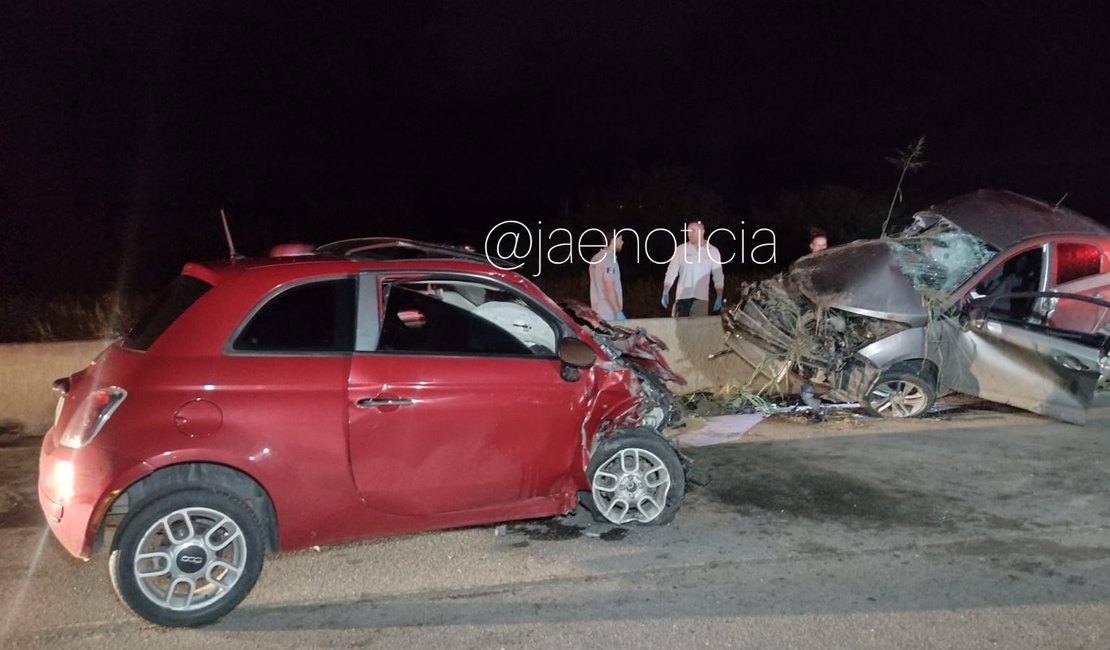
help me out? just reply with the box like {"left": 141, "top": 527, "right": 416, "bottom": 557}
{"left": 886, "top": 218, "right": 997, "bottom": 295}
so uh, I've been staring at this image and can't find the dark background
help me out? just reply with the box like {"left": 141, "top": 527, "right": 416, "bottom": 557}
{"left": 2, "top": 1, "right": 1108, "bottom": 301}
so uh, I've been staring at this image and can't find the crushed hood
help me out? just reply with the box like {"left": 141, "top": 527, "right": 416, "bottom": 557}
{"left": 790, "top": 240, "right": 927, "bottom": 325}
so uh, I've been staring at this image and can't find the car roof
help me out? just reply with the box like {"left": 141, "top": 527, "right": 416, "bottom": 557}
{"left": 316, "top": 237, "right": 489, "bottom": 262}
{"left": 915, "top": 189, "right": 1110, "bottom": 249}
{"left": 181, "top": 238, "right": 508, "bottom": 286}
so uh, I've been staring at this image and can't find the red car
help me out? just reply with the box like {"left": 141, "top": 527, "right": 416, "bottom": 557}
{"left": 39, "top": 238, "right": 686, "bottom": 627}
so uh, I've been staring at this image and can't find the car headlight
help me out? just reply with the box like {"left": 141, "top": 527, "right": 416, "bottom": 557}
{"left": 58, "top": 387, "right": 127, "bottom": 449}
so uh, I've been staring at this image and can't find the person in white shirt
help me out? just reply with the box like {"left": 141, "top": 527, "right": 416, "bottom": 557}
{"left": 661, "top": 220, "right": 725, "bottom": 317}
{"left": 588, "top": 232, "right": 625, "bottom": 320}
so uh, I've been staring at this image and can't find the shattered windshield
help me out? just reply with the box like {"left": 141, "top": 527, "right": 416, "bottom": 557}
{"left": 886, "top": 218, "right": 997, "bottom": 295}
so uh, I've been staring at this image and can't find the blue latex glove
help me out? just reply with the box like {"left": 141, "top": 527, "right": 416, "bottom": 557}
{"left": 614, "top": 311, "right": 627, "bottom": 321}
{"left": 713, "top": 296, "right": 722, "bottom": 312}
{"left": 661, "top": 291, "right": 671, "bottom": 309}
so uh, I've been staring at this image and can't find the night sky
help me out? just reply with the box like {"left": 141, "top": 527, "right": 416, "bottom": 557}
{"left": 2, "top": 1, "right": 1108, "bottom": 295}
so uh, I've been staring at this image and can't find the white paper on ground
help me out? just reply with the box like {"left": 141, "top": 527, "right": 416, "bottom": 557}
{"left": 671, "top": 413, "right": 766, "bottom": 447}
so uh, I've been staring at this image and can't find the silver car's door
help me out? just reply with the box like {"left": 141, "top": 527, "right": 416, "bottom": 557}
{"left": 940, "top": 292, "right": 1110, "bottom": 424}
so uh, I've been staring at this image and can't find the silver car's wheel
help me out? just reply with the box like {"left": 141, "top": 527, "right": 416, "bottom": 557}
{"left": 863, "top": 372, "right": 935, "bottom": 418}
{"left": 586, "top": 429, "right": 685, "bottom": 525}
{"left": 110, "top": 490, "right": 264, "bottom": 627}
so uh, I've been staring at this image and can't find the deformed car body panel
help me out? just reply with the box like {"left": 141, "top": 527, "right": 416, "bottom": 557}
{"left": 41, "top": 250, "right": 687, "bottom": 561}
{"left": 939, "top": 292, "right": 1110, "bottom": 425}
{"left": 791, "top": 241, "right": 928, "bottom": 325}
{"left": 559, "top": 299, "right": 685, "bottom": 384}
{"left": 921, "top": 189, "right": 1110, "bottom": 249}
{"left": 723, "top": 190, "right": 1110, "bottom": 423}
{"left": 559, "top": 299, "right": 687, "bottom": 429}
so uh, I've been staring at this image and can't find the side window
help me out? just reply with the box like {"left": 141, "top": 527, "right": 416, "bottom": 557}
{"left": 974, "top": 247, "right": 1043, "bottom": 320}
{"left": 1055, "top": 243, "right": 1103, "bottom": 285}
{"left": 234, "top": 279, "right": 355, "bottom": 352}
{"left": 377, "top": 279, "right": 557, "bottom": 357}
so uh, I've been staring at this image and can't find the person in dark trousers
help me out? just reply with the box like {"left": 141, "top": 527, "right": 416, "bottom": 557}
{"left": 661, "top": 220, "right": 725, "bottom": 317}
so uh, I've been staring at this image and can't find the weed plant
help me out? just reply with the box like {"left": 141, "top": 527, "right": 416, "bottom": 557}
{"left": 0, "top": 292, "right": 150, "bottom": 343}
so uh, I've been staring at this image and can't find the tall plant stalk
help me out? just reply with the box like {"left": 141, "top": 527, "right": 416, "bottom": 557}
{"left": 881, "top": 135, "right": 927, "bottom": 238}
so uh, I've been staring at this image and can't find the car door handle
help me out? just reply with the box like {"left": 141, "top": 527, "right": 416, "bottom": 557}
{"left": 1052, "top": 355, "right": 1090, "bottom": 372}
{"left": 356, "top": 396, "right": 414, "bottom": 409}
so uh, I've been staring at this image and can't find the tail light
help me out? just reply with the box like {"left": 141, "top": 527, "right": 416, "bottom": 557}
{"left": 58, "top": 387, "right": 127, "bottom": 449}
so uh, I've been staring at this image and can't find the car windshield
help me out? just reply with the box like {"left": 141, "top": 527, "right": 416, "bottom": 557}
{"left": 885, "top": 218, "right": 998, "bottom": 295}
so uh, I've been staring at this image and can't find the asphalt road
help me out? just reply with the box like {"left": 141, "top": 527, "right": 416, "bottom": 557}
{"left": 1, "top": 397, "right": 1108, "bottom": 649}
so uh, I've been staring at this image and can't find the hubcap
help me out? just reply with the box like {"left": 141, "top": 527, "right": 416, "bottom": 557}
{"left": 592, "top": 447, "right": 671, "bottom": 524}
{"left": 174, "top": 545, "right": 209, "bottom": 574}
{"left": 868, "top": 380, "right": 928, "bottom": 417}
{"left": 132, "top": 506, "right": 247, "bottom": 612}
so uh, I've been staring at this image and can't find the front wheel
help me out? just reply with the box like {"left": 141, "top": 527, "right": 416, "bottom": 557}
{"left": 585, "top": 429, "right": 685, "bottom": 525}
{"left": 862, "top": 371, "right": 935, "bottom": 418}
{"left": 109, "top": 489, "right": 265, "bottom": 627}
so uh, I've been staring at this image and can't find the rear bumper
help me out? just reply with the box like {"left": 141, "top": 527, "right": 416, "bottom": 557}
{"left": 38, "top": 431, "right": 151, "bottom": 559}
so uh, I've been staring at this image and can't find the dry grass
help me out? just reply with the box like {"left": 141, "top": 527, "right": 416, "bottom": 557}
{"left": 0, "top": 292, "right": 149, "bottom": 343}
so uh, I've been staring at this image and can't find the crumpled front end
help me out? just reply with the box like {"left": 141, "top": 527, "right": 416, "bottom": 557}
{"left": 560, "top": 299, "right": 686, "bottom": 430}
{"left": 721, "top": 216, "right": 995, "bottom": 403}
{"left": 722, "top": 276, "right": 907, "bottom": 400}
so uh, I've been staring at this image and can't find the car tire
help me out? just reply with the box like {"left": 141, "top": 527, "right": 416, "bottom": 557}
{"left": 584, "top": 428, "right": 685, "bottom": 526}
{"left": 862, "top": 371, "right": 936, "bottom": 418}
{"left": 109, "top": 489, "right": 265, "bottom": 627}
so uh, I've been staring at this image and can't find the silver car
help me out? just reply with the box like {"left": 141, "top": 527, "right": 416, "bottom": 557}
{"left": 723, "top": 189, "right": 1110, "bottom": 424}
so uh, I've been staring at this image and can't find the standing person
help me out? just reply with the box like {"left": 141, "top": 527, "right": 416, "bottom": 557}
{"left": 808, "top": 227, "right": 829, "bottom": 254}
{"left": 661, "top": 220, "right": 725, "bottom": 317}
{"left": 589, "top": 231, "right": 625, "bottom": 320}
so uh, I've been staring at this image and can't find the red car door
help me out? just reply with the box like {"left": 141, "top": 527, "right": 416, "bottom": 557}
{"left": 346, "top": 276, "right": 593, "bottom": 516}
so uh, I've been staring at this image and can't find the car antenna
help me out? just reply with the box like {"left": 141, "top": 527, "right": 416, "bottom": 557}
{"left": 220, "top": 209, "right": 244, "bottom": 260}
{"left": 1055, "top": 192, "right": 1069, "bottom": 208}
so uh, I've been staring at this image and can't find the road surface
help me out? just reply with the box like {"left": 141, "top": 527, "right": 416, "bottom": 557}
{"left": 1, "top": 397, "right": 1108, "bottom": 648}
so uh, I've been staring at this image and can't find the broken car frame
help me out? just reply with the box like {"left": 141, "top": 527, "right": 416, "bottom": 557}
{"left": 722, "top": 190, "right": 1110, "bottom": 424}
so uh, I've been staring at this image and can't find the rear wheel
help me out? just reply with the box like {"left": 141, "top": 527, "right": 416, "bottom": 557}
{"left": 585, "top": 429, "right": 685, "bottom": 525}
{"left": 109, "top": 489, "right": 264, "bottom": 627}
{"left": 862, "top": 371, "right": 935, "bottom": 418}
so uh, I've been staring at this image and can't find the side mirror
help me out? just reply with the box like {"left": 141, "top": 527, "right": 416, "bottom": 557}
{"left": 557, "top": 337, "right": 596, "bottom": 368}
{"left": 961, "top": 297, "right": 988, "bottom": 330}
{"left": 557, "top": 338, "right": 596, "bottom": 381}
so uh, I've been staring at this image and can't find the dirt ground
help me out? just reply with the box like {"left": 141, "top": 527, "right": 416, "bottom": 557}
{"left": 0, "top": 430, "right": 41, "bottom": 529}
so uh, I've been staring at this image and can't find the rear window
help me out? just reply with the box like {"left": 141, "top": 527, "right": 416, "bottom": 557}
{"left": 124, "top": 275, "right": 212, "bottom": 351}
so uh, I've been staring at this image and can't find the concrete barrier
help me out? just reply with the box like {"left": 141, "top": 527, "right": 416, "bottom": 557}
{"left": 1, "top": 318, "right": 752, "bottom": 436}
{"left": 622, "top": 316, "right": 757, "bottom": 394}
{"left": 0, "top": 340, "right": 110, "bottom": 436}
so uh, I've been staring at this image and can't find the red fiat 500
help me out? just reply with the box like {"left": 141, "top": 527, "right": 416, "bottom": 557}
{"left": 39, "top": 238, "right": 685, "bottom": 627}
